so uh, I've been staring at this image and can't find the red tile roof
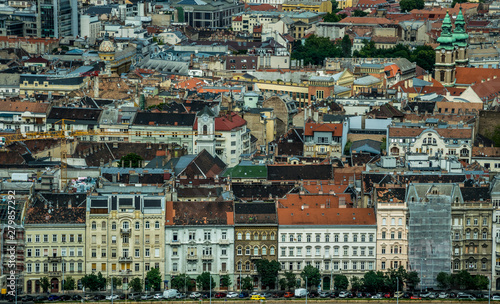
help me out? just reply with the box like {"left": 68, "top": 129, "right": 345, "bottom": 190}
{"left": 340, "top": 16, "right": 394, "bottom": 24}
{"left": 0, "top": 101, "right": 50, "bottom": 113}
{"left": 24, "top": 57, "right": 49, "bottom": 64}
{"left": 304, "top": 122, "right": 343, "bottom": 136}
{"left": 193, "top": 112, "right": 247, "bottom": 131}
{"left": 471, "top": 78, "right": 500, "bottom": 101}
{"left": 233, "top": 15, "right": 242, "bottom": 21}
{"left": 455, "top": 67, "right": 500, "bottom": 86}
{"left": 277, "top": 207, "right": 376, "bottom": 225}
{"left": 389, "top": 126, "right": 473, "bottom": 139}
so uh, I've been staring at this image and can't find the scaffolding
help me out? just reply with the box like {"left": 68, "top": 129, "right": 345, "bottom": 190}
{"left": 408, "top": 193, "right": 452, "bottom": 290}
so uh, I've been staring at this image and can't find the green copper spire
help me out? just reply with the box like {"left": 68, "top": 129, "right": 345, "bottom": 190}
{"left": 453, "top": 8, "right": 469, "bottom": 47}
{"left": 437, "top": 11, "right": 456, "bottom": 50}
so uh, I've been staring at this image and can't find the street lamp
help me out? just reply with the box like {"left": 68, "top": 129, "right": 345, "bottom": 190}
{"left": 305, "top": 276, "right": 308, "bottom": 304}
{"left": 330, "top": 259, "right": 333, "bottom": 292}
{"left": 397, "top": 277, "right": 399, "bottom": 304}
{"left": 209, "top": 274, "right": 212, "bottom": 304}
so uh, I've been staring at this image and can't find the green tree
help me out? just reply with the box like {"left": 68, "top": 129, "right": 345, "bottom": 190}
{"left": 451, "top": 270, "right": 474, "bottom": 290}
{"left": 63, "top": 277, "right": 76, "bottom": 291}
{"left": 292, "top": 35, "right": 342, "bottom": 65}
{"left": 399, "top": 0, "right": 424, "bottom": 12}
{"left": 119, "top": 153, "right": 143, "bottom": 168}
{"left": 109, "top": 277, "right": 122, "bottom": 289}
{"left": 255, "top": 259, "right": 281, "bottom": 289}
{"left": 323, "top": 12, "right": 342, "bottom": 22}
{"left": 81, "top": 272, "right": 106, "bottom": 292}
{"left": 284, "top": 271, "right": 297, "bottom": 290}
{"left": 331, "top": 0, "right": 338, "bottom": 10}
{"left": 474, "top": 275, "right": 489, "bottom": 290}
{"left": 451, "top": 0, "right": 467, "bottom": 8}
{"left": 196, "top": 272, "right": 216, "bottom": 291}
{"left": 242, "top": 277, "right": 253, "bottom": 291}
{"left": 385, "top": 267, "right": 406, "bottom": 292}
{"left": 436, "top": 272, "right": 450, "bottom": 289}
{"left": 279, "top": 278, "right": 287, "bottom": 290}
{"left": 301, "top": 265, "right": 321, "bottom": 288}
{"left": 410, "top": 45, "right": 436, "bottom": 72}
{"left": 171, "top": 274, "right": 194, "bottom": 292}
{"left": 334, "top": 274, "right": 349, "bottom": 291}
{"left": 486, "top": 125, "right": 500, "bottom": 147}
{"left": 129, "top": 278, "right": 143, "bottom": 293}
{"left": 40, "top": 277, "right": 51, "bottom": 293}
{"left": 220, "top": 275, "right": 232, "bottom": 289}
{"left": 351, "top": 276, "right": 364, "bottom": 292}
{"left": 341, "top": 35, "right": 352, "bottom": 57}
{"left": 146, "top": 268, "right": 162, "bottom": 291}
{"left": 353, "top": 9, "right": 368, "bottom": 16}
{"left": 344, "top": 140, "right": 352, "bottom": 155}
{"left": 363, "top": 271, "right": 384, "bottom": 292}
{"left": 406, "top": 271, "right": 420, "bottom": 291}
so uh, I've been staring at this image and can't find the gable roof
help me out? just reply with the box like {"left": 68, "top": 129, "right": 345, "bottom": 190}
{"left": 133, "top": 112, "right": 196, "bottom": 126}
{"left": 177, "top": 149, "right": 227, "bottom": 178}
{"left": 47, "top": 107, "right": 102, "bottom": 124}
{"left": 277, "top": 207, "right": 376, "bottom": 225}
{"left": 455, "top": 67, "right": 500, "bottom": 86}
{"left": 0, "top": 101, "right": 50, "bottom": 113}
{"left": 166, "top": 200, "right": 234, "bottom": 225}
{"left": 25, "top": 193, "right": 87, "bottom": 225}
{"left": 234, "top": 202, "right": 277, "bottom": 224}
{"left": 304, "top": 122, "right": 342, "bottom": 136}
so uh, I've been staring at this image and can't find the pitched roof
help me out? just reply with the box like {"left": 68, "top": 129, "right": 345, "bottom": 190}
{"left": 304, "top": 122, "right": 342, "bottom": 136}
{"left": 470, "top": 78, "right": 500, "bottom": 101}
{"left": 24, "top": 57, "right": 49, "bottom": 64}
{"left": 268, "top": 164, "right": 333, "bottom": 180}
{"left": 455, "top": 67, "right": 500, "bottom": 86}
{"left": 340, "top": 16, "right": 393, "bottom": 24}
{"left": 177, "top": 149, "right": 227, "bottom": 178}
{"left": 133, "top": 112, "right": 196, "bottom": 126}
{"left": 234, "top": 202, "right": 277, "bottom": 224}
{"left": 166, "top": 200, "right": 234, "bottom": 225}
{"left": 194, "top": 112, "right": 246, "bottom": 131}
{"left": 277, "top": 207, "right": 376, "bottom": 225}
{"left": 25, "top": 193, "right": 87, "bottom": 225}
{"left": 47, "top": 107, "right": 101, "bottom": 123}
{"left": 388, "top": 126, "right": 473, "bottom": 139}
{"left": 0, "top": 101, "right": 50, "bottom": 113}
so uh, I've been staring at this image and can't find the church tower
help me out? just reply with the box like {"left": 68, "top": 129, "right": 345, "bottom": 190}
{"left": 195, "top": 106, "right": 216, "bottom": 156}
{"left": 452, "top": 8, "right": 469, "bottom": 67}
{"left": 435, "top": 11, "right": 456, "bottom": 86}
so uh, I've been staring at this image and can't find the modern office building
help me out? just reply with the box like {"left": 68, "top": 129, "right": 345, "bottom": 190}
{"left": 37, "top": 0, "right": 78, "bottom": 38}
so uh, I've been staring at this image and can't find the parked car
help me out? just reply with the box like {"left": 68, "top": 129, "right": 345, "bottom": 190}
{"left": 458, "top": 294, "right": 476, "bottom": 300}
{"left": 35, "top": 295, "right": 48, "bottom": 302}
{"left": 319, "top": 291, "right": 330, "bottom": 298}
{"left": 339, "top": 291, "right": 349, "bottom": 298}
{"left": 239, "top": 292, "right": 249, "bottom": 298}
{"left": 384, "top": 293, "right": 392, "bottom": 298}
{"left": 48, "top": 295, "right": 60, "bottom": 301}
{"left": 215, "top": 292, "right": 227, "bottom": 298}
{"left": 141, "top": 294, "right": 154, "bottom": 300}
{"left": 21, "top": 295, "right": 35, "bottom": 301}
{"left": 72, "top": 294, "right": 83, "bottom": 301}
{"left": 429, "top": 293, "right": 438, "bottom": 299}
{"left": 411, "top": 295, "right": 422, "bottom": 300}
{"left": 251, "top": 295, "right": 265, "bottom": 300}
{"left": 190, "top": 292, "right": 202, "bottom": 299}
{"left": 153, "top": 293, "right": 163, "bottom": 300}
{"left": 227, "top": 292, "right": 239, "bottom": 298}
{"left": 176, "top": 293, "right": 187, "bottom": 299}
{"left": 492, "top": 295, "right": 500, "bottom": 301}
{"left": 60, "top": 295, "right": 72, "bottom": 301}
{"left": 420, "top": 292, "right": 431, "bottom": 298}
{"left": 371, "top": 294, "right": 382, "bottom": 299}
{"left": 94, "top": 295, "right": 106, "bottom": 301}
{"left": 82, "top": 295, "right": 94, "bottom": 301}
{"left": 106, "top": 294, "right": 119, "bottom": 300}
{"left": 261, "top": 292, "right": 272, "bottom": 298}
{"left": 439, "top": 292, "right": 449, "bottom": 299}
{"left": 284, "top": 292, "right": 294, "bottom": 298}
{"left": 394, "top": 291, "right": 404, "bottom": 298}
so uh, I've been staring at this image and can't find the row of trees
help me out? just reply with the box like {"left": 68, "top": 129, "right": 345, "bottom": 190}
{"left": 437, "top": 271, "right": 489, "bottom": 291}
{"left": 353, "top": 41, "right": 436, "bottom": 72}
{"left": 291, "top": 35, "right": 352, "bottom": 66}
{"left": 38, "top": 277, "right": 78, "bottom": 293}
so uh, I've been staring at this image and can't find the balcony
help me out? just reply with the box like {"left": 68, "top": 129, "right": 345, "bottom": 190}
{"left": 202, "top": 255, "right": 213, "bottom": 260}
{"left": 48, "top": 271, "right": 61, "bottom": 277}
{"left": 219, "top": 270, "right": 228, "bottom": 275}
{"left": 120, "top": 228, "right": 131, "bottom": 235}
{"left": 119, "top": 256, "right": 132, "bottom": 263}
{"left": 496, "top": 265, "right": 500, "bottom": 271}
{"left": 170, "top": 240, "right": 181, "bottom": 246}
{"left": 219, "top": 239, "right": 230, "bottom": 245}
{"left": 48, "top": 256, "right": 61, "bottom": 263}
{"left": 119, "top": 269, "right": 132, "bottom": 275}
{"left": 187, "top": 255, "right": 198, "bottom": 261}
{"left": 250, "top": 255, "right": 262, "bottom": 260}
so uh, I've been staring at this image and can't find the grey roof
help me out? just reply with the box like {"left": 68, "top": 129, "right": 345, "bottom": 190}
{"left": 394, "top": 58, "right": 415, "bottom": 72}
{"left": 334, "top": 85, "right": 351, "bottom": 94}
{"left": 351, "top": 139, "right": 381, "bottom": 155}
{"left": 354, "top": 75, "right": 381, "bottom": 86}
{"left": 0, "top": 73, "right": 20, "bottom": 86}
{"left": 413, "top": 77, "right": 432, "bottom": 87}
{"left": 84, "top": 5, "right": 117, "bottom": 15}
{"left": 174, "top": 155, "right": 197, "bottom": 175}
{"left": 135, "top": 57, "right": 189, "bottom": 76}
{"left": 198, "top": 106, "right": 215, "bottom": 117}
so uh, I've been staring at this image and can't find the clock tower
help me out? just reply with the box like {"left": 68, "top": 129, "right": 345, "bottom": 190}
{"left": 435, "top": 11, "right": 456, "bottom": 87}
{"left": 195, "top": 106, "right": 216, "bottom": 156}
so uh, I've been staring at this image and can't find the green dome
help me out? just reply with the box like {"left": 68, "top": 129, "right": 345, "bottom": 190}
{"left": 452, "top": 8, "right": 469, "bottom": 46}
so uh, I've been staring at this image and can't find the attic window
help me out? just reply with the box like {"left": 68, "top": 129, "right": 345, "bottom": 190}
{"left": 322, "top": 213, "right": 324, "bottom": 216}
{"left": 307, "top": 213, "right": 309, "bottom": 216}
{"left": 337, "top": 213, "right": 340, "bottom": 216}
{"left": 291, "top": 213, "right": 294, "bottom": 216}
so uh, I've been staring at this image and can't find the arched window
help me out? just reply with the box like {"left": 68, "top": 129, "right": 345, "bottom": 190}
{"left": 237, "top": 246, "right": 242, "bottom": 255}
{"left": 237, "top": 261, "right": 242, "bottom": 271}
{"left": 245, "top": 232, "right": 251, "bottom": 240}
{"left": 254, "top": 246, "right": 259, "bottom": 256}
{"left": 245, "top": 262, "right": 250, "bottom": 271}
{"left": 433, "top": 138, "right": 436, "bottom": 144}
{"left": 237, "top": 233, "right": 242, "bottom": 240}
{"left": 145, "top": 221, "right": 150, "bottom": 229}
{"left": 262, "top": 233, "right": 267, "bottom": 240}
{"left": 203, "top": 125, "right": 208, "bottom": 135}
{"left": 262, "top": 247, "right": 267, "bottom": 255}
{"left": 101, "top": 221, "right": 106, "bottom": 229}
{"left": 440, "top": 70, "right": 445, "bottom": 82}
{"left": 155, "top": 221, "right": 160, "bottom": 229}
{"left": 135, "top": 222, "right": 140, "bottom": 230}
{"left": 254, "top": 232, "right": 259, "bottom": 240}
{"left": 122, "top": 221, "right": 129, "bottom": 229}
{"left": 111, "top": 222, "right": 116, "bottom": 230}
{"left": 91, "top": 221, "right": 96, "bottom": 230}
{"left": 270, "top": 247, "right": 275, "bottom": 255}
{"left": 441, "top": 54, "right": 446, "bottom": 63}
{"left": 423, "top": 138, "right": 427, "bottom": 144}
{"left": 270, "top": 232, "right": 275, "bottom": 240}
{"left": 245, "top": 246, "right": 250, "bottom": 255}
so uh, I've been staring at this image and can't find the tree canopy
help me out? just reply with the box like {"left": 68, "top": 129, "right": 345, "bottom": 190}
{"left": 196, "top": 272, "right": 216, "bottom": 291}
{"left": 129, "top": 278, "right": 143, "bottom": 293}
{"left": 146, "top": 268, "right": 162, "bottom": 291}
{"left": 436, "top": 271, "right": 488, "bottom": 290}
{"left": 242, "top": 277, "right": 253, "bottom": 291}
{"left": 399, "top": 0, "right": 424, "bottom": 12}
{"left": 292, "top": 35, "right": 351, "bottom": 65}
{"left": 354, "top": 41, "right": 435, "bottom": 72}
{"left": 334, "top": 275, "right": 349, "bottom": 290}
{"left": 301, "top": 265, "right": 321, "bottom": 288}
{"left": 255, "top": 259, "right": 281, "bottom": 289}
{"left": 171, "top": 274, "right": 195, "bottom": 292}
{"left": 81, "top": 272, "right": 106, "bottom": 292}
{"left": 118, "top": 152, "right": 143, "bottom": 168}
{"left": 63, "top": 277, "right": 76, "bottom": 291}
{"left": 40, "top": 277, "right": 51, "bottom": 293}
{"left": 353, "top": 10, "right": 368, "bottom": 16}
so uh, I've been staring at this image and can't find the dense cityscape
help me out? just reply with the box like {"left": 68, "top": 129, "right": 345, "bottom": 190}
{"left": 0, "top": 0, "right": 500, "bottom": 300}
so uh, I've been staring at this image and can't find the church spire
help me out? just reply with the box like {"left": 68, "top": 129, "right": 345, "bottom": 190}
{"left": 453, "top": 8, "right": 468, "bottom": 47}
{"left": 436, "top": 11, "right": 456, "bottom": 51}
